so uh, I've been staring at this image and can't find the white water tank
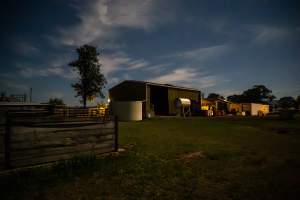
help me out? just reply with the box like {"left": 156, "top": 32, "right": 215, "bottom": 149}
{"left": 111, "top": 101, "right": 143, "bottom": 121}
{"left": 175, "top": 98, "right": 191, "bottom": 108}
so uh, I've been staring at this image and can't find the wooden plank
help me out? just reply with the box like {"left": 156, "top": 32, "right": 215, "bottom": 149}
{"left": 11, "top": 140, "right": 114, "bottom": 161}
{"left": 11, "top": 129, "right": 114, "bottom": 143}
{"left": 9, "top": 117, "right": 105, "bottom": 125}
{"left": 2, "top": 116, "right": 117, "bottom": 169}
{"left": 11, "top": 124, "right": 114, "bottom": 137}
{"left": 11, "top": 134, "right": 114, "bottom": 150}
{"left": 10, "top": 121, "right": 114, "bottom": 134}
{"left": 11, "top": 145, "right": 114, "bottom": 168}
{"left": 11, "top": 120, "right": 110, "bottom": 128}
{"left": 11, "top": 127, "right": 114, "bottom": 143}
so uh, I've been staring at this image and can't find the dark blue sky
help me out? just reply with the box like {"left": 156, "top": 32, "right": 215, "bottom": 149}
{"left": 1, "top": 0, "right": 299, "bottom": 105}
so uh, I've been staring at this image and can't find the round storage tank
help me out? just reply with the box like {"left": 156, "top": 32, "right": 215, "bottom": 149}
{"left": 111, "top": 101, "right": 143, "bottom": 121}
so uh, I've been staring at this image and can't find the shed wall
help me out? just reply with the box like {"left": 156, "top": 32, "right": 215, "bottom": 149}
{"left": 168, "top": 88, "right": 200, "bottom": 115}
{"left": 250, "top": 103, "right": 269, "bottom": 116}
{"left": 146, "top": 85, "right": 151, "bottom": 115}
{"left": 109, "top": 82, "right": 146, "bottom": 101}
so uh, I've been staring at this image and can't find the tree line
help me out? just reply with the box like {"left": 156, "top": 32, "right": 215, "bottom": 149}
{"left": 207, "top": 85, "right": 300, "bottom": 110}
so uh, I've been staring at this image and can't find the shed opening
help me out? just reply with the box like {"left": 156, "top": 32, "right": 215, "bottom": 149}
{"left": 150, "top": 85, "right": 169, "bottom": 115}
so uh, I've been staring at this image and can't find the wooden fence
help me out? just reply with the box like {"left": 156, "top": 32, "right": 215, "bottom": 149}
{"left": 0, "top": 112, "right": 118, "bottom": 170}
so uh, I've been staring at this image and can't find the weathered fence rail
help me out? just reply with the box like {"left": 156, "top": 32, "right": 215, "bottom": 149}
{"left": 0, "top": 112, "right": 118, "bottom": 170}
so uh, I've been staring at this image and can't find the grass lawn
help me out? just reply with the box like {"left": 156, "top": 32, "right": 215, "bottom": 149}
{"left": 1, "top": 117, "right": 300, "bottom": 200}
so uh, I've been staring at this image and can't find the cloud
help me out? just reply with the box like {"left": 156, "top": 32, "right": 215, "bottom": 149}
{"left": 149, "top": 44, "right": 234, "bottom": 89}
{"left": 196, "top": 75, "right": 219, "bottom": 89}
{"left": 162, "top": 44, "right": 232, "bottom": 62}
{"left": 143, "top": 63, "right": 171, "bottom": 75}
{"left": 109, "top": 77, "right": 121, "bottom": 85}
{"left": 0, "top": 74, "right": 29, "bottom": 92}
{"left": 108, "top": 74, "right": 132, "bottom": 86}
{"left": 56, "top": 0, "right": 174, "bottom": 46}
{"left": 0, "top": 80, "right": 29, "bottom": 91}
{"left": 150, "top": 68, "right": 198, "bottom": 84}
{"left": 148, "top": 68, "right": 219, "bottom": 89}
{"left": 250, "top": 25, "right": 299, "bottom": 44}
{"left": 14, "top": 52, "right": 78, "bottom": 80}
{"left": 101, "top": 51, "right": 149, "bottom": 75}
{"left": 18, "top": 66, "right": 78, "bottom": 79}
{"left": 127, "top": 59, "right": 149, "bottom": 70}
{"left": 12, "top": 40, "right": 39, "bottom": 56}
{"left": 13, "top": 49, "right": 149, "bottom": 81}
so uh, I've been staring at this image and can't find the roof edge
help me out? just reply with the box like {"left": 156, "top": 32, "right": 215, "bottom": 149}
{"left": 109, "top": 80, "right": 200, "bottom": 92}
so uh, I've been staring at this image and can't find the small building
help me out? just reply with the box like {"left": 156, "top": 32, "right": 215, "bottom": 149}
{"left": 228, "top": 102, "right": 269, "bottom": 116}
{"left": 109, "top": 80, "right": 201, "bottom": 117}
{"left": 241, "top": 103, "right": 269, "bottom": 116}
{"left": 228, "top": 103, "right": 243, "bottom": 113}
{"left": 201, "top": 98, "right": 229, "bottom": 114}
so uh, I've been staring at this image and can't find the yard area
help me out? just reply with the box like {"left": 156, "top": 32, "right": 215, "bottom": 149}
{"left": 1, "top": 117, "right": 300, "bottom": 200}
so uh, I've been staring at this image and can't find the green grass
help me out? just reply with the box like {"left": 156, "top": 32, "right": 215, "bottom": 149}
{"left": 1, "top": 117, "right": 300, "bottom": 200}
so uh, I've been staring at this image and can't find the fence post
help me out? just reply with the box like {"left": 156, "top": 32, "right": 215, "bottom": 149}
{"left": 114, "top": 116, "right": 118, "bottom": 152}
{"left": 4, "top": 112, "right": 11, "bottom": 169}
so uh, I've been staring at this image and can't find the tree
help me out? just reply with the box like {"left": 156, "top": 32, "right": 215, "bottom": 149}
{"left": 207, "top": 93, "right": 224, "bottom": 100}
{"left": 296, "top": 95, "right": 300, "bottom": 109}
{"left": 227, "top": 85, "right": 275, "bottom": 104}
{"left": 278, "top": 96, "right": 296, "bottom": 110}
{"left": 48, "top": 98, "right": 65, "bottom": 106}
{"left": 227, "top": 94, "right": 243, "bottom": 103}
{"left": 0, "top": 92, "right": 8, "bottom": 102}
{"left": 242, "top": 85, "right": 275, "bottom": 103}
{"left": 69, "top": 45, "right": 107, "bottom": 108}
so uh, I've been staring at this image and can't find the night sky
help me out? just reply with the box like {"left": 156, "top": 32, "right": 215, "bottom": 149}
{"left": 1, "top": 0, "right": 299, "bottom": 105}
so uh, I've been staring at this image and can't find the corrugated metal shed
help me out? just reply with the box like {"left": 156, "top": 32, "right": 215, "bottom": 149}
{"left": 109, "top": 80, "right": 201, "bottom": 116}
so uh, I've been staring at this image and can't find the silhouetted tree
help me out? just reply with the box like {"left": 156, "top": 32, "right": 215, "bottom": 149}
{"left": 48, "top": 98, "right": 65, "bottom": 106}
{"left": 278, "top": 96, "right": 296, "bottom": 110}
{"left": 242, "top": 85, "right": 275, "bottom": 103}
{"left": 227, "top": 94, "right": 242, "bottom": 103}
{"left": 296, "top": 95, "right": 300, "bottom": 109}
{"left": 69, "top": 45, "right": 106, "bottom": 108}
{"left": 207, "top": 93, "right": 224, "bottom": 100}
{"left": 227, "top": 85, "right": 275, "bottom": 104}
{"left": 0, "top": 92, "right": 7, "bottom": 102}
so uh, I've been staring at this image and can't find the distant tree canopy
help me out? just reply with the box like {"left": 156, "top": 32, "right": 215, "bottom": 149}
{"left": 296, "top": 95, "right": 300, "bottom": 109}
{"left": 0, "top": 92, "right": 8, "bottom": 102}
{"left": 278, "top": 96, "right": 296, "bottom": 110}
{"left": 227, "top": 94, "right": 243, "bottom": 103}
{"left": 48, "top": 98, "right": 65, "bottom": 106}
{"left": 227, "top": 85, "right": 275, "bottom": 104}
{"left": 207, "top": 93, "right": 224, "bottom": 100}
{"left": 69, "top": 45, "right": 106, "bottom": 108}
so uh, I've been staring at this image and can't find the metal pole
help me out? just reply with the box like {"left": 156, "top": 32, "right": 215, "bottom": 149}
{"left": 30, "top": 87, "right": 32, "bottom": 103}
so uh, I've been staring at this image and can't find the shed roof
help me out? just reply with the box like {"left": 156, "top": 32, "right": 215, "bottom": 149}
{"left": 110, "top": 80, "right": 200, "bottom": 92}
